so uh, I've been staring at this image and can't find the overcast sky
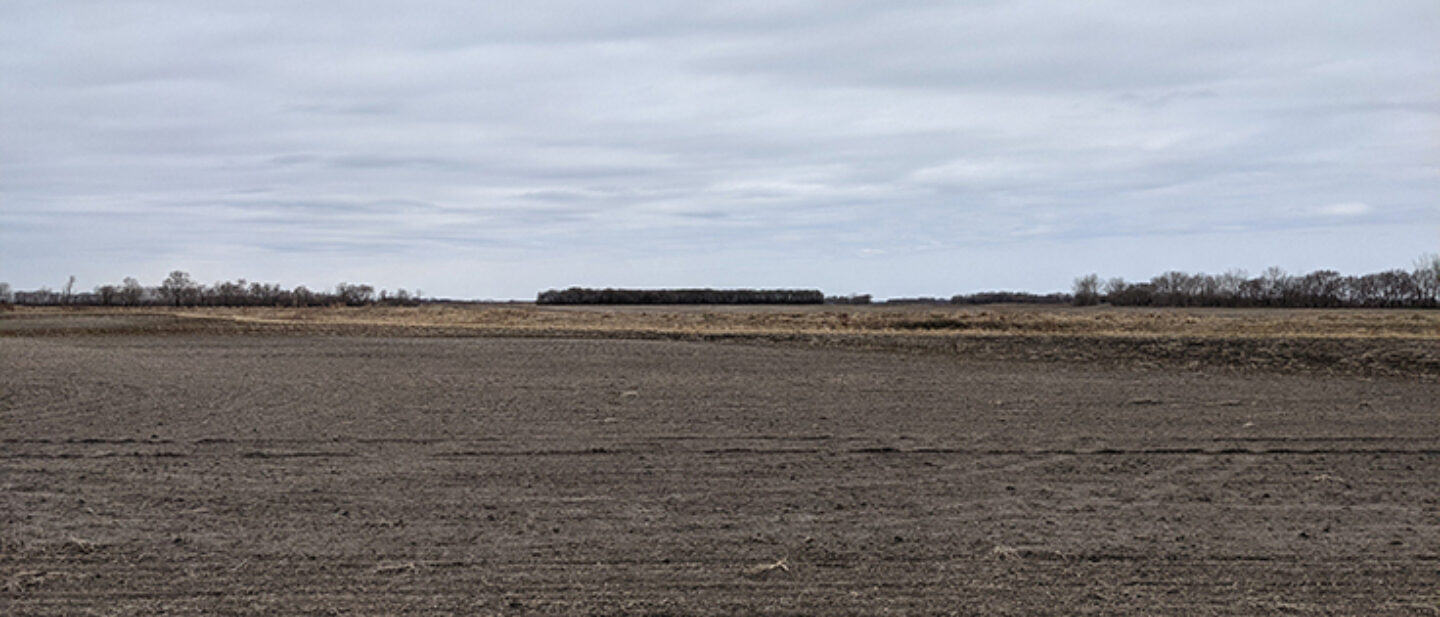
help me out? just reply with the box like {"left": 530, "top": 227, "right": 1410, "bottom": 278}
{"left": 3, "top": 1, "right": 1436, "bottom": 299}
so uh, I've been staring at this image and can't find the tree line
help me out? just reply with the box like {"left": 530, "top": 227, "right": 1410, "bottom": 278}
{"left": 1072, "top": 255, "right": 1440, "bottom": 308}
{"left": 1, "top": 271, "right": 423, "bottom": 307}
{"left": 6, "top": 256, "right": 1436, "bottom": 309}
{"left": 951, "top": 291, "right": 1070, "bottom": 305}
{"left": 537, "top": 287, "right": 825, "bottom": 305}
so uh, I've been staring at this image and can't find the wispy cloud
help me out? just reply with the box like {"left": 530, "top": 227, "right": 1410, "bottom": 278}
{"left": 1314, "top": 202, "right": 1372, "bottom": 217}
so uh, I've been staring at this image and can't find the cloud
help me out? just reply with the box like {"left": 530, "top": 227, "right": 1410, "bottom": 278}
{"left": 1, "top": 1, "right": 1437, "bottom": 297}
{"left": 1314, "top": 202, "right": 1372, "bottom": 217}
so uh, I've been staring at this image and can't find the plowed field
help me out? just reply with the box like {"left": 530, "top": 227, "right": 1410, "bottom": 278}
{"left": 3, "top": 311, "right": 1437, "bottom": 615}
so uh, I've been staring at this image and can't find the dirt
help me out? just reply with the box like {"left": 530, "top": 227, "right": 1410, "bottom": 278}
{"left": 4, "top": 308, "right": 1438, "bottom": 379}
{"left": 3, "top": 329, "right": 1438, "bottom": 615}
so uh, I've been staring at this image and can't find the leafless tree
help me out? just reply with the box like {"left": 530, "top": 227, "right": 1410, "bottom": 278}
{"left": 1072, "top": 274, "right": 1101, "bottom": 306}
{"left": 335, "top": 283, "right": 376, "bottom": 306}
{"left": 121, "top": 277, "right": 145, "bottom": 305}
{"left": 1414, "top": 254, "right": 1440, "bottom": 307}
{"left": 95, "top": 284, "right": 120, "bottom": 305}
{"left": 160, "top": 271, "right": 198, "bottom": 307}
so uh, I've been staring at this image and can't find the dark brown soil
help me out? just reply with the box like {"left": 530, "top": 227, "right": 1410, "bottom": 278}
{"left": 3, "top": 333, "right": 1437, "bottom": 615}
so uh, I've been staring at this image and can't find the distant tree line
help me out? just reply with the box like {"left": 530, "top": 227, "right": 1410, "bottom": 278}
{"left": 952, "top": 291, "right": 1071, "bottom": 305}
{"left": 8, "top": 256, "right": 1434, "bottom": 310}
{"left": 537, "top": 287, "right": 825, "bottom": 305}
{"left": 1072, "top": 255, "right": 1440, "bottom": 308}
{"left": 1, "top": 271, "right": 423, "bottom": 307}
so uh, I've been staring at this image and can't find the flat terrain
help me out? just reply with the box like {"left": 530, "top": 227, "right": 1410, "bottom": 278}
{"left": 2, "top": 307, "right": 1438, "bottom": 615}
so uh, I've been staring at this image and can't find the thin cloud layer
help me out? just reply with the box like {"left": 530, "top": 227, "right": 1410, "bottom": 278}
{"left": 2, "top": 1, "right": 1436, "bottom": 298}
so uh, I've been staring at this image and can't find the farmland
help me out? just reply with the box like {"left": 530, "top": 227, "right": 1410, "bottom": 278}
{"left": 3, "top": 305, "right": 1438, "bottom": 615}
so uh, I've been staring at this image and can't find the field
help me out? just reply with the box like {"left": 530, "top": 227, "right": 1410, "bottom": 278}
{"left": 3, "top": 305, "right": 1438, "bottom": 615}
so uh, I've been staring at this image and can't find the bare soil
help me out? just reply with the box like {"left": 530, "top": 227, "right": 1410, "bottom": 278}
{"left": 3, "top": 312, "right": 1438, "bottom": 615}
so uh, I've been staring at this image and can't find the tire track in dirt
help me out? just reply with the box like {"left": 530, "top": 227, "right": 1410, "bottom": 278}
{"left": 5, "top": 437, "right": 1438, "bottom": 459}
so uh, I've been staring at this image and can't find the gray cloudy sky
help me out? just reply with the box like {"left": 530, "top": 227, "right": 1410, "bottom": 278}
{"left": 3, "top": 1, "right": 1437, "bottom": 299}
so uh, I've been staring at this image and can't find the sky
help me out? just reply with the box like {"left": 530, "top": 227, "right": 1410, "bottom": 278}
{"left": 2, "top": 1, "right": 1437, "bottom": 299}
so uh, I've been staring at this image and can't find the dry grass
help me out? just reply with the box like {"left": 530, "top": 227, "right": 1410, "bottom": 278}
{"left": 83, "top": 303, "right": 1440, "bottom": 340}
{"left": 743, "top": 556, "right": 791, "bottom": 577}
{"left": 7, "top": 304, "right": 1438, "bottom": 377}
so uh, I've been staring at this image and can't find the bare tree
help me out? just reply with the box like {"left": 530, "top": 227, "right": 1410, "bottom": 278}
{"left": 291, "top": 285, "right": 314, "bottom": 307}
{"left": 0, "top": 282, "right": 11, "bottom": 304}
{"left": 335, "top": 283, "right": 376, "bottom": 306}
{"left": 1267, "top": 266, "right": 1295, "bottom": 306}
{"left": 95, "top": 284, "right": 119, "bottom": 305}
{"left": 1414, "top": 253, "right": 1440, "bottom": 307}
{"left": 1072, "top": 274, "right": 1101, "bottom": 306}
{"left": 1217, "top": 269, "right": 1247, "bottom": 301}
{"left": 160, "top": 271, "right": 198, "bottom": 307}
{"left": 120, "top": 277, "right": 145, "bottom": 305}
